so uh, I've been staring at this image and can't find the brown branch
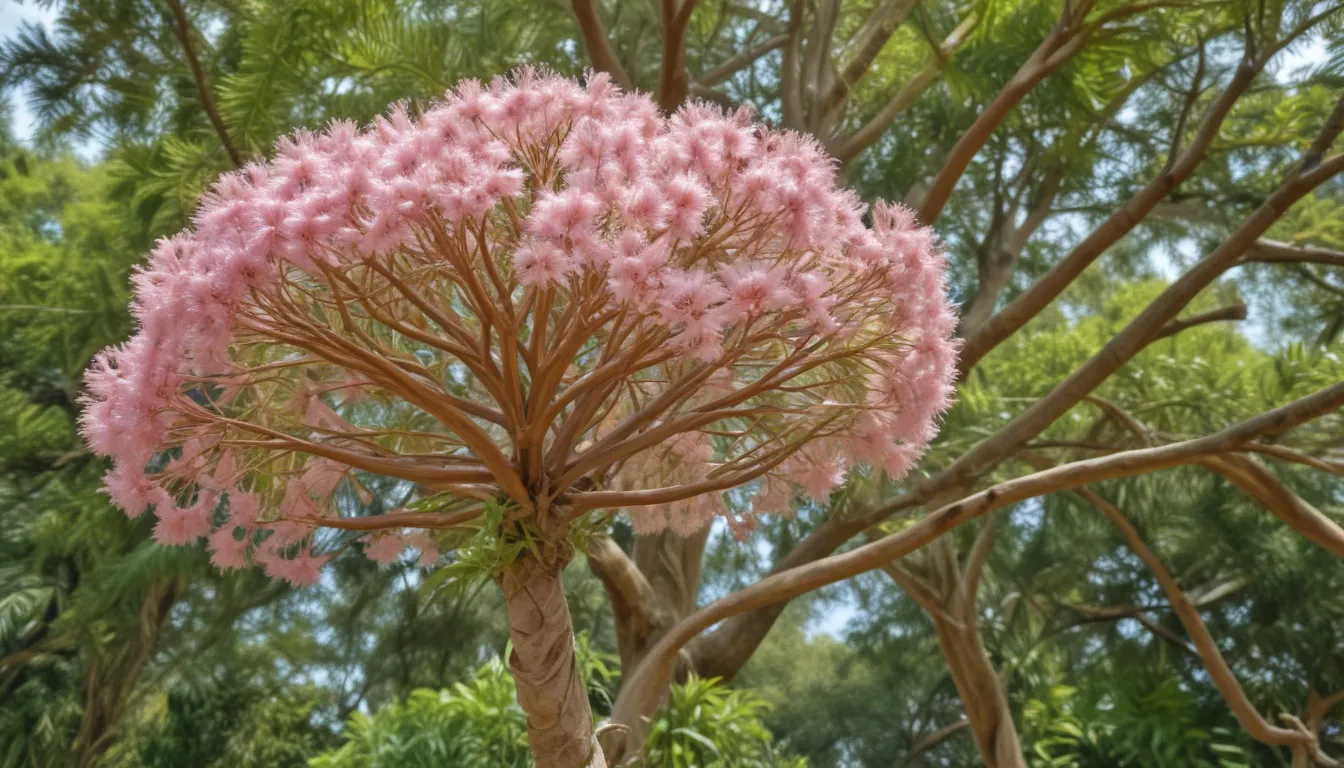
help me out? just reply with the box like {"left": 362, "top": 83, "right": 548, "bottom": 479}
{"left": 916, "top": 0, "right": 1099, "bottom": 224}
{"left": 571, "top": 0, "right": 633, "bottom": 91}
{"left": 1248, "top": 240, "right": 1344, "bottom": 269}
{"left": 602, "top": 381, "right": 1344, "bottom": 759}
{"left": 956, "top": 50, "right": 1264, "bottom": 374}
{"left": 1197, "top": 455, "right": 1344, "bottom": 560}
{"left": 1154, "top": 302, "right": 1248, "bottom": 339}
{"left": 919, "top": 150, "right": 1344, "bottom": 506}
{"left": 824, "top": 0, "right": 920, "bottom": 115}
{"left": 834, "top": 13, "right": 977, "bottom": 163}
{"left": 696, "top": 34, "right": 789, "bottom": 87}
{"left": 1302, "top": 88, "right": 1344, "bottom": 171}
{"left": 165, "top": 0, "right": 242, "bottom": 167}
{"left": 959, "top": 166, "right": 1064, "bottom": 337}
{"left": 959, "top": 520, "right": 999, "bottom": 625}
{"left": 658, "top": 0, "right": 704, "bottom": 111}
{"left": 688, "top": 83, "right": 738, "bottom": 109}
{"left": 1247, "top": 443, "right": 1344, "bottom": 476}
{"left": 780, "top": 0, "right": 806, "bottom": 131}
{"left": 585, "top": 535, "right": 657, "bottom": 637}
{"left": 898, "top": 718, "right": 972, "bottom": 766}
{"left": 1079, "top": 486, "right": 1327, "bottom": 754}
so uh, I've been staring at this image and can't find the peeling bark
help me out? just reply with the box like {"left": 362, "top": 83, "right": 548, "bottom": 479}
{"left": 501, "top": 550, "right": 604, "bottom": 768}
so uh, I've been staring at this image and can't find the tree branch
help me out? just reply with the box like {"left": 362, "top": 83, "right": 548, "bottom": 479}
{"left": 165, "top": 0, "right": 242, "bottom": 167}
{"left": 658, "top": 0, "right": 704, "bottom": 111}
{"left": 922, "top": 150, "right": 1344, "bottom": 503}
{"left": 571, "top": 0, "right": 634, "bottom": 91}
{"left": 1248, "top": 240, "right": 1344, "bottom": 269}
{"left": 1154, "top": 302, "right": 1248, "bottom": 339}
{"left": 834, "top": 12, "right": 977, "bottom": 164}
{"left": 602, "top": 381, "right": 1344, "bottom": 759}
{"left": 780, "top": 0, "right": 806, "bottom": 131}
{"left": 585, "top": 534, "right": 657, "bottom": 627}
{"left": 1079, "top": 486, "right": 1329, "bottom": 755}
{"left": 898, "top": 718, "right": 971, "bottom": 766}
{"left": 957, "top": 50, "right": 1265, "bottom": 374}
{"left": 916, "top": 0, "right": 1099, "bottom": 224}
{"left": 1197, "top": 454, "right": 1344, "bottom": 560}
{"left": 696, "top": 34, "right": 789, "bottom": 87}
{"left": 824, "top": 0, "right": 919, "bottom": 116}
{"left": 671, "top": 149, "right": 1344, "bottom": 697}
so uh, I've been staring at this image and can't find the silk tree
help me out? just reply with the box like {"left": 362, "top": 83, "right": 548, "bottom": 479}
{"left": 79, "top": 71, "right": 958, "bottom": 766}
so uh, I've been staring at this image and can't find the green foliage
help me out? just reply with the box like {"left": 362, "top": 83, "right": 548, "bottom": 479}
{"left": 310, "top": 657, "right": 533, "bottom": 768}
{"left": 641, "top": 675, "right": 806, "bottom": 768}
{"left": 311, "top": 647, "right": 803, "bottom": 768}
{"left": 1021, "top": 679, "right": 1252, "bottom": 768}
{"left": 104, "top": 675, "right": 333, "bottom": 768}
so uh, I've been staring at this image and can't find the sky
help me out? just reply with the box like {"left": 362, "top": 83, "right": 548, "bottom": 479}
{"left": 1, "top": 0, "right": 59, "bottom": 145}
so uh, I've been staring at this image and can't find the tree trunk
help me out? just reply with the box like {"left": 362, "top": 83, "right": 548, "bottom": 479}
{"left": 929, "top": 613, "right": 1025, "bottom": 768}
{"left": 500, "top": 551, "right": 605, "bottom": 768}
{"left": 76, "top": 578, "right": 179, "bottom": 768}
{"left": 885, "top": 527, "right": 1026, "bottom": 768}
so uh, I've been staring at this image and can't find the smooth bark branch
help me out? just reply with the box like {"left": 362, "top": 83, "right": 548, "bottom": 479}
{"left": 780, "top": 0, "right": 806, "bottom": 131}
{"left": 165, "top": 0, "right": 242, "bottom": 167}
{"left": 1153, "top": 302, "right": 1248, "bottom": 339}
{"left": 886, "top": 529, "right": 1026, "bottom": 768}
{"left": 1248, "top": 240, "right": 1344, "bottom": 269}
{"left": 916, "top": 0, "right": 1099, "bottom": 224}
{"left": 1080, "top": 487, "right": 1329, "bottom": 757}
{"left": 1302, "top": 89, "right": 1344, "bottom": 170}
{"left": 803, "top": 0, "right": 840, "bottom": 127}
{"left": 835, "top": 13, "right": 978, "bottom": 163}
{"left": 824, "top": 0, "right": 920, "bottom": 114}
{"left": 687, "top": 509, "right": 873, "bottom": 679}
{"left": 586, "top": 535, "right": 656, "bottom": 616}
{"left": 956, "top": 18, "right": 1342, "bottom": 374}
{"left": 899, "top": 718, "right": 971, "bottom": 766}
{"left": 602, "top": 381, "right": 1344, "bottom": 758}
{"left": 696, "top": 34, "right": 789, "bottom": 86}
{"left": 919, "top": 150, "right": 1344, "bottom": 502}
{"left": 658, "top": 0, "right": 704, "bottom": 111}
{"left": 959, "top": 167, "right": 1064, "bottom": 337}
{"left": 1197, "top": 455, "right": 1344, "bottom": 560}
{"left": 1294, "top": 690, "right": 1344, "bottom": 768}
{"left": 956, "top": 54, "right": 1262, "bottom": 374}
{"left": 570, "top": 0, "right": 633, "bottom": 91}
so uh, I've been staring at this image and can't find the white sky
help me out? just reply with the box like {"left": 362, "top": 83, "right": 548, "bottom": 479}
{"left": 2, "top": 0, "right": 60, "bottom": 143}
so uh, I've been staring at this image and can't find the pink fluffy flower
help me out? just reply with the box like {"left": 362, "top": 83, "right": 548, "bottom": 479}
{"left": 154, "top": 493, "right": 215, "bottom": 545}
{"left": 721, "top": 265, "right": 796, "bottom": 320}
{"left": 79, "top": 69, "right": 959, "bottom": 572}
{"left": 513, "top": 241, "right": 572, "bottom": 286}
{"left": 209, "top": 526, "right": 251, "bottom": 570}
{"left": 365, "top": 534, "right": 405, "bottom": 565}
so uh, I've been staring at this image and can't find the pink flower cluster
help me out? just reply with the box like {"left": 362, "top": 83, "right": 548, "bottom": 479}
{"left": 79, "top": 70, "right": 958, "bottom": 583}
